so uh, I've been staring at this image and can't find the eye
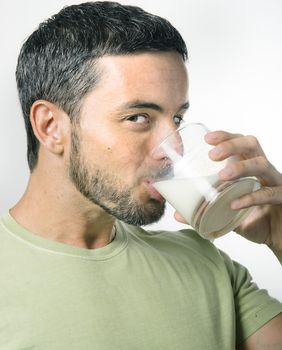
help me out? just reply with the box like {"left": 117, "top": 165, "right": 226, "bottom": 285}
{"left": 127, "top": 114, "right": 149, "bottom": 124}
{"left": 173, "top": 115, "right": 184, "bottom": 127}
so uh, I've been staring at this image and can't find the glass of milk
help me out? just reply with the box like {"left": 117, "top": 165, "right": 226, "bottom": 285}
{"left": 152, "top": 122, "right": 261, "bottom": 240}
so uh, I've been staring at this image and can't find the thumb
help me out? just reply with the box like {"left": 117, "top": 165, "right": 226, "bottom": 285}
{"left": 174, "top": 211, "right": 189, "bottom": 224}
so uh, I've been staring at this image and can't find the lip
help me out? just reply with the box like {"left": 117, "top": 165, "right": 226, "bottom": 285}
{"left": 143, "top": 180, "right": 165, "bottom": 202}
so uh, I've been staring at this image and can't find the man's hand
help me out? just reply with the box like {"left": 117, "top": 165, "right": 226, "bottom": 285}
{"left": 175, "top": 130, "right": 282, "bottom": 263}
{"left": 207, "top": 130, "right": 282, "bottom": 262}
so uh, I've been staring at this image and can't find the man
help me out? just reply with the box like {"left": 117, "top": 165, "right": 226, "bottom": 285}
{"left": 0, "top": 1, "right": 281, "bottom": 348}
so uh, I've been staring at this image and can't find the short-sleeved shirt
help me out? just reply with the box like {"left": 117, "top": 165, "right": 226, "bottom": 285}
{"left": 0, "top": 211, "right": 281, "bottom": 349}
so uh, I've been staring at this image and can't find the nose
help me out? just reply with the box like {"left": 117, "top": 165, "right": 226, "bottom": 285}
{"left": 151, "top": 127, "right": 184, "bottom": 162}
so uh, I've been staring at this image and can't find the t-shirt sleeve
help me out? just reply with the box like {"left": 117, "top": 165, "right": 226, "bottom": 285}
{"left": 219, "top": 250, "right": 282, "bottom": 345}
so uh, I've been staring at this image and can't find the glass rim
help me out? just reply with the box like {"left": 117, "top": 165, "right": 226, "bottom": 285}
{"left": 151, "top": 121, "right": 209, "bottom": 156}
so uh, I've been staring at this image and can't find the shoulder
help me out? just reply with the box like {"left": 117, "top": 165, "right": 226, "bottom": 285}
{"left": 117, "top": 221, "right": 228, "bottom": 269}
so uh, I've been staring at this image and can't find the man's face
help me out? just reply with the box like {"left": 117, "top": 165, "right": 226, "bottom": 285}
{"left": 69, "top": 51, "right": 189, "bottom": 225}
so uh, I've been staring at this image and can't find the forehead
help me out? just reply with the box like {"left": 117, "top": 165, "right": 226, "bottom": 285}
{"left": 90, "top": 52, "right": 189, "bottom": 110}
{"left": 99, "top": 51, "right": 187, "bottom": 75}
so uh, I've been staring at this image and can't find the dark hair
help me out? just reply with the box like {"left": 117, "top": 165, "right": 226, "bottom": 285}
{"left": 16, "top": 1, "right": 188, "bottom": 171}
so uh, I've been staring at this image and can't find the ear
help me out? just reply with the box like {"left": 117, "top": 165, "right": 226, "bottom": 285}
{"left": 30, "top": 100, "right": 69, "bottom": 155}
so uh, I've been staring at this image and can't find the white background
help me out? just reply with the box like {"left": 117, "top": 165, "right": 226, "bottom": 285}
{"left": 0, "top": 0, "right": 281, "bottom": 300}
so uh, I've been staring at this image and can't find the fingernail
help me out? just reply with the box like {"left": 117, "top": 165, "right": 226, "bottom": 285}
{"left": 205, "top": 132, "right": 218, "bottom": 141}
{"left": 220, "top": 166, "right": 233, "bottom": 177}
{"left": 210, "top": 147, "right": 221, "bottom": 157}
{"left": 231, "top": 200, "right": 241, "bottom": 209}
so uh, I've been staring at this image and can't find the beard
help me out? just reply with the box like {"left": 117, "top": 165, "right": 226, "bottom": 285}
{"left": 68, "top": 126, "right": 165, "bottom": 226}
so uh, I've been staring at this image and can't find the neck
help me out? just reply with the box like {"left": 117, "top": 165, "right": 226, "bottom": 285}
{"left": 10, "top": 169, "right": 116, "bottom": 249}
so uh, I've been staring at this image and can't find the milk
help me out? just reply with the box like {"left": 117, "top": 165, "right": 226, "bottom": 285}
{"left": 153, "top": 175, "right": 260, "bottom": 239}
{"left": 153, "top": 174, "right": 220, "bottom": 224}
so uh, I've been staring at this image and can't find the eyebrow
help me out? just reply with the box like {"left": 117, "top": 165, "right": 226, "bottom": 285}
{"left": 121, "top": 100, "right": 190, "bottom": 113}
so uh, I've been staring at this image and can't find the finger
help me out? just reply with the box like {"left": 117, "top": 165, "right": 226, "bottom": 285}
{"left": 218, "top": 156, "right": 282, "bottom": 186}
{"left": 208, "top": 135, "right": 266, "bottom": 161}
{"left": 231, "top": 185, "right": 282, "bottom": 209}
{"left": 174, "top": 211, "right": 189, "bottom": 224}
{"left": 205, "top": 130, "right": 242, "bottom": 145}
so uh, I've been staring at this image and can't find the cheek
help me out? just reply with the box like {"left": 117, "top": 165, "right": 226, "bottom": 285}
{"left": 105, "top": 142, "right": 150, "bottom": 180}
{"left": 81, "top": 124, "right": 150, "bottom": 174}
{"left": 81, "top": 128, "right": 117, "bottom": 161}
{"left": 82, "top": 139, "right": 132, "bottom": 172}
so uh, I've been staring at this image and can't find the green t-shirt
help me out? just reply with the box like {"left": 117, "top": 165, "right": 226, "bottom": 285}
{"left": 0, "top": 211, "right": 281, "bottom": 349}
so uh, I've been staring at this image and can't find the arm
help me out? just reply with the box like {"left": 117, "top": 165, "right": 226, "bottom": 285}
{"left": 237, "top": 313, "right": 282, "bottom": 350}
{"left": 205, "top": 132, "right": 282, "bottom": 348}
{"left": 175, "top": 130, "right": 282, "bottom": 347}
